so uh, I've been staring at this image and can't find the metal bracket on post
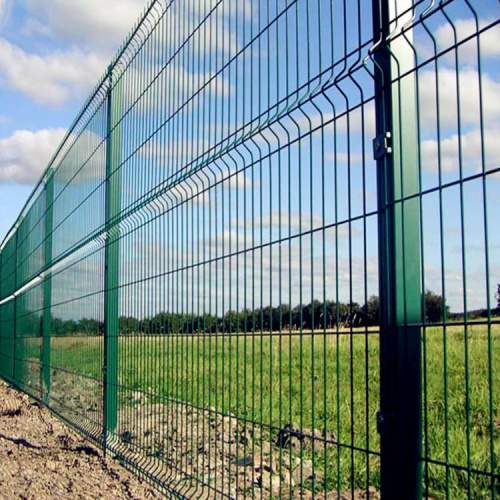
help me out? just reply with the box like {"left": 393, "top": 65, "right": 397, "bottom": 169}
{"left": 373, "top": 132, "right": 392, "bottom": 160}
{"left": 377, "top": 411, "right": 395, "bottom": 436}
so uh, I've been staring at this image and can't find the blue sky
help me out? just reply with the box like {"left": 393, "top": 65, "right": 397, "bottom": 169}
{"left": 0, "top": 0, "right": 499, "bottom": 315}
{"left": 0, "top": 0, "right": 146, "bottom": 240}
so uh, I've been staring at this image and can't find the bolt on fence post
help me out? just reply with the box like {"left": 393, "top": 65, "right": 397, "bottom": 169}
{"left": 42, "top": 171, "right": 53, "bottom": 404}
{"left": 103, "top": 64, "right": 121, "bottom": 448}
{"left": 372, "top": 0, "right": 423, "bottom": 498}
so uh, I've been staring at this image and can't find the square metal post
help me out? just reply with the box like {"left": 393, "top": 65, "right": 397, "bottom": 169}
{"left": 103, "top": 65, "right": 122, "bottom": 441}
{"left": 42, "top": 172, "right": 53, "bottom": 404}
{"left": 13, "top": 232, "right": 18, "bottom": 385}
{"left": 0, "top": 254, "right": 2, "bottom": 377}
{"left": 373, "top": 0, "right": 423, "bottom": 498}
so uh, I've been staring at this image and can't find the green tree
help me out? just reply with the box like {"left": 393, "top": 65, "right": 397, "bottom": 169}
{"left": 223, "top": 310, "right": 241, "bottom": 332}
{"left": 362, "top": 295, "right": 380, "bottom": 326}
{"left": 77, "top": 318, "right": 100, "bottom": 335}
{"left": 424, "top": 290, "right": 449, "bottom": 323}
{"left": 496, "top": 283, "right": 500, "bottom": 309}
{"left": 119, "top": 316, "right": 138, "bottom": 335}
{"left": 324, "top": 301, "right": 339, "bottom": 329}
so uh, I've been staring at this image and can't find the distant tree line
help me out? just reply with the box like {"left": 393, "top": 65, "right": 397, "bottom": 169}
{"left": 18, "top": 289, "right": 462, "bottom": 336}
{"left": 14, "top": 284, "right": 500, "bottom": 337}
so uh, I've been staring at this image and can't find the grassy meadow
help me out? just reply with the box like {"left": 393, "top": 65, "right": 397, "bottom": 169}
{"left": 45, "top": 323, "right": 499, "bottom": 498}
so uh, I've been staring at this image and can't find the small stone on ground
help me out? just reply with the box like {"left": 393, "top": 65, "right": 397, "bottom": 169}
{"left": 0, "top": 381, "right": 162, "bottom": 499}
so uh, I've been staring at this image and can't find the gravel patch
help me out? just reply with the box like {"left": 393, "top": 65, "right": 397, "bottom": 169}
{"left": 1, "top": 378, "right": 380, "bottom": 499}
{"left": 0, "top": 380, "right": 162, "bottom": 500}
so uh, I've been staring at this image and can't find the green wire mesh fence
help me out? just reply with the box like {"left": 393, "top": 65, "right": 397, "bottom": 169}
{"left": 0, "top": 0, "right": 499, "bottom": 498}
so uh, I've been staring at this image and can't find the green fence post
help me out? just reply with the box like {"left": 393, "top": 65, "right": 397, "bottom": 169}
{"left": 13, "top": 232, "right": 18, "bottom": 385}
{"left": 0, "top": 253, "right": 2, "bottom": 378}
{"left": 42, "top": 172, "right": 53, "bottom": 404}
{"left": 373, "top": 0, "right": 423, "bottom": 498}
{"left": 103, "top": 64, "right": 121, "bottom": 444}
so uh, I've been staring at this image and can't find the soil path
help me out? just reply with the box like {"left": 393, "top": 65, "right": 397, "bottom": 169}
{"left": 0, "top": 381, "right": 162, "bottom": 500}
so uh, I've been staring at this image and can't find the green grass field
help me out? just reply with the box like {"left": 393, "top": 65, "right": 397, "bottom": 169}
{"left": 43, "top": 323, "right": 500, "bottom": 498}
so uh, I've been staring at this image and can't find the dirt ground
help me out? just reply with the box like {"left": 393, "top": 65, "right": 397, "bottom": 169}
{"left": 0, "top": 378, "right": 380, "bottom": 499}
{"left": 0, "top": 380, "right": 163, "bottom": 500}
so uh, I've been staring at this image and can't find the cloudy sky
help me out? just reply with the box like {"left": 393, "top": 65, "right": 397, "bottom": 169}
{"left": 0, "top": 0, "right": 498, "bottom": 315}
{"left": 0, "top": 0, "right": 147, "bottom": 241}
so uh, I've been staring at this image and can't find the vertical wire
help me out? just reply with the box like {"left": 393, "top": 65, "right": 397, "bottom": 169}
{"left": 179, "top": 0, "right": 187, "bottom": 484}
{"left": 266, "top": 1, "right": 274, "bottom": 497}
{"left": 285, "top": 2, "right": 294, "bottom": 495}
{"left": 194, "top": 1, "right": 202, "bottom": 493}
{"left": 358, "top": 0, "right": 371, "bottom": 488}
{"left": 257, "top": 2, "right": 265, "bottom": 497}
{"left": 227, "top": 1, "right": 235, "bottom": 495}
{"left": 308, "top": 0, "right": 317, "bottom": 495}
{"left": 276, "top": 1, "right": 284, "bottom": 494}
{"left": 296, "top": 0, "right": 305, "bottom": 491}
{"left": 250, "top": 0, "right": 257, "bottom": 491}
{"left": 407, "top": 12, "right": 429, "bottom": 497}
{"left": 215, "top": 4, "right": 222, "bottom": 495}
{"left": 440, "top": 7, "right": 472, "bottom": 495}
{"left": 188, "top": 0, "right": 196, "bottom": 489}
{"left": 241, "top": 0, "right": 249, "bottom": 491}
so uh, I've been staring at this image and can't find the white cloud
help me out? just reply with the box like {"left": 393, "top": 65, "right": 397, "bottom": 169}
{"left": 188, "top": 240, "right": 377, "bottom": 312}
{"left": 0, "top": 128, "right": 66, "bottom": 183}
{"left": 435, "top": 18, "right": 500, "bottom": 63}
{"left": 326, "top": 152, "right": 366, "bottom": 164}
{"left": 172, "top": 8, "right": 238, "bottom": 58}
{"left": 229, "top": 211, "right": 359, "bottom": 247}
{"left": 423, "top": 262, "right": 496, "bottom": 312}
{"left": 51, "top": 129, "right": 106, "bottom": 187}
{"left": 0, "top": 37, "right": 107, "bottom": 106}
{"left": 418, "top": 67, "right": 500, "bottom": 130}
{"left": 165, "top": 0, "right": 256, "bottom": 58}
{"left": 23, "top": 0, "right": 146, "bottom": 51}
{"left": 128, "top": 225, "right": 374, "bottom": 313}
{"left": 129, "top": 62, "right": 233, "bottom": 113}
{"left": 421, "top": 127, "right": 500, "bottom": 174}
{"left": 0, "top": 0, "right": 13, "bottom": 32}
{"left": 22, "top": 0, "right": 249, "bottom": 58}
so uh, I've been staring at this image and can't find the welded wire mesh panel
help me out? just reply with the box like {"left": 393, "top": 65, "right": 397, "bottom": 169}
{"left": 16, "top": 187, "right": 46, "bottom": 287}
{"left": 0, "top": 0, "right": 498, "bottom": 499}
{"left": 0, "top": 79, "right": 110, "bottom": 441}
{"left": 0, "top": 300, "right": 15, "bottom": 382}
{"left": 50, "top": 93, "right": 108, "bottom": 262}
{"left": 41, "top": 85, "right": 109, "bottom": 440}
{"left": 393, "top": 1, "right": 500, "bottom": 498}
{"left": 0, "top": 235, "right": 17, "bottom": 382}
{"left": 47, "top": 242, "right": 106, "bottom": 439}
{"left": 0, "top": 232, "right": 17, "bottom": 299}
{"left": 14, "top": 281, "right": 43, "bottom": 396}
{"left": 106, "top": 0, "right": 380, "bottom": 497}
